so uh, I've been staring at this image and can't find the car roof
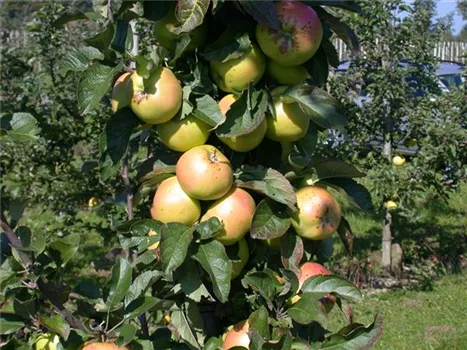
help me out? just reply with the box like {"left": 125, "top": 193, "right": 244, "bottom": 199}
{"left": 436, "top": 61, "right": 465, "bottom": 76}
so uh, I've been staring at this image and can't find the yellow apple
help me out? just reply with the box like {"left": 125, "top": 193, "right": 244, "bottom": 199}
{"left": 111, "top": 72, "right": 133, "bottom": 113}
{"left": 267, "top": 60, "right": 309, "bottom": 85}
{"left": 35, "top": 333, "right": 60, "bottom": 350}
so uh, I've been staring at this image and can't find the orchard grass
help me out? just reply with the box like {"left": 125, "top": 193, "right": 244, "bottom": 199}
{"left": 328, "top": 272, "right": 467, "bottom": 350}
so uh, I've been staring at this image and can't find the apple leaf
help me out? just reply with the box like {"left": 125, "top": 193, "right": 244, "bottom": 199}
{"left": 105, "top": 257, "right": 133, "bottom": 309}
{"left": 235, "top": 165, "right": 297, "bottom": 211}
{"left": 143, "top": 1, "right": 171, "bottom": 21}
{"left": 53, "top": 9, "right": 97, "bottom": 28}
{"left": 0, "top": 113, "right": 40, "bottom": 142}
{"left": 314, "top": 7, "right": 360, "bottom": 54}
{"left": 192, "top": 240, "right": 231, "bottom": 303}
{"left": 134, "top": 166, "right": 176, "bottom": 205}
{"left": 288, "top": 293, "right": 329, "bottom": 326}
{"left": 116, "top": 219, "right": 163, "bottom": 237}
{"left": 250, "top": 199, "right": 290, "bottom": 240}
{"left": 304, "top": 45, "right": 329, "bottom": 87}
{"left": 174, "top": 260, "right": 214, "bottom": 302}
{"left": 204, "top": 337, "right": 223, "bottom": 350}
{"left": 78, "top": 60, "right": 123, "bottom": 114}
{"left": 84, "top": 24, "right": 115, "bottom": 52}
{"left": 195, "top": 217, "right": 223, "bottom": 241}
{"left": 322, "top": 38, "right": 340, "bottom": 68}
{"left": 170, "top": 306, "right": 202, "bottom": 350}
{"left": 320, "top": 313, "right": 383, "bottom": 349}
{"left": 310, "top": 157, "right": 366, "bottom": 181}
{"left": 160, "top": 223, "right": 194, "bottom": 277}
{"left": 238, "top": 0, "right": 280, "bottom": 30}
{"left": 15, "top": 226, "right": 45, "bottom": 255}
{"left": 124, "top": 270, "right": 163, "bottom": 307}
{"left": 283, "top": 84, "right": 347, "bottom": 132}
{"left": 58, "top": 46, "right": 104, "bottom": 76}
{"left": 280, "top": 232, "right": 304, "bottom": 277}
{"left": 301, "top": 275, "right": 362, "bottom": 302}
{"left": 13, "top": 297, "right": 37, "bottom": 320}
{"left": 172, "top": 0, "right": 210, "bottom": 35}
{"left": 314, "top": 237, "right": 334, "bottom": 262}
{"left": 114, "top": 323, "right": 137, "bottom": 348}
{"left": 48, "top": 234, "right": 80, "bottom": 267}
{"left": 322, "top": 178, "right": 374, "bottom": 214}
{"left": 241, "top": 269, "right": 283, "bottom": 305}
{"left": 202, "top": 25, "right": 252, "bottom": 62}
{"left": 336, "top": 217, "right": 354, "bottom": 256}
{"left": 38, "top": 315, "right": 71, "bottom": 340}
{"left": 297, "top": 123, "right": 319, "bottom": 157}
{"left": 215, "top": 87, "right": 268, "bottom": 137}
{"left": 0, "top": 314, "right": 24, "bottom": 335}
{"left": 192, "top": 94, "right": 226, "bottom": 128}
{"left": 248, "top": 306, "right": 270, "bottom": 339}
{"left": 306, "top": 1, "right": 362, "bottom": 13}
{"left": 124, "top": 297, "right": 174, "bottom": 320}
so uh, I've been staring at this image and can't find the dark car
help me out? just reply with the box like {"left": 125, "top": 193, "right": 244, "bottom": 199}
{"left": 436, "top": 61, "right": 465, "bottom": 90}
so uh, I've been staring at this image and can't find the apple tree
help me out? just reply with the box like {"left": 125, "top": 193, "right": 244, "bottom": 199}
{"left": 1, "top": 1, "right": 383, "bottom": 349}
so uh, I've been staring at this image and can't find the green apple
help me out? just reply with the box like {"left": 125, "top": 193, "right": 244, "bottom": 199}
{"left": 210, "top": 43, "right": 266, "bottom": 93}
{"left": 267, "top": 60, "right": 309, "bottom": 85}
{"left": 130, "top": 67, "right": 182, "bottom": 124}
{"left": 230, "top": 238, "right": 249, "bottom": 279}
{"left": 111, "top": 72, "right": 133, "bottom": 112}
{"left": 35, "top": 333, "right": 60, "bottom": 350}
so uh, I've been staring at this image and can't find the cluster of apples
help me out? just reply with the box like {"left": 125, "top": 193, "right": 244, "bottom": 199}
{"left": 35, "top": 333, "right": 127, "bottom": 350}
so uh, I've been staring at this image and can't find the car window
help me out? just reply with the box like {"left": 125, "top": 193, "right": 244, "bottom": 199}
{"left": 439, "top": 74, "right": 463, "bottom": 88}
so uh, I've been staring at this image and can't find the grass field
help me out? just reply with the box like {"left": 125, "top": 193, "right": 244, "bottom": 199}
{"left": 329, "top": 273, "right": 467, "bottom": 349}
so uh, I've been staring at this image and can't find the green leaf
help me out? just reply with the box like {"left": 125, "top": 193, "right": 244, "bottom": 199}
{"left": 250, "top": 199, "right": 290, "bottom": 240}
{"left": 116, "top": 219, "right": 163, "bottom": 237}
{"left": 171, "top": 307, "right": 202, "bottom": 349}
{"left": 322, "top": 39, "right": 339, "bottom": 68}
{"left": 53, "top": 9, "right": 96, "bottom": 28}
{"left": 106, "top": 258, "right": 132, "bottom": 309}
{"left": 215, "top": 88, "right": 268, "bottom": 137}
{"left": 287, "top": 293, "right": 328, "bottom": 326}
{"left": 134, "top": 171, "right": 176, "bottom": 206}
{"left": 192, "top": 94, "right": 226, "bottom": 128}
{"left": 314, "top": 7, "right": 360, "bottom": 54}
{"left": 241, "top": 269, "right": 283, "bottom": 303}
{"left": 58, "top": 47, "right": 104, "bottom": 76}
{"left": 105, "top": 108, "right": 141, "bottom": 163}
{"left": 143, "top": 1, "right": 171, "bottom": 21}
{"left": 239, "top": 0, "right": 280, "bottom": 30}
{"left": 202, "top": 26, "right": 251, "bottom": 62}
{"left": 297, "top": 124, "right": 319, "bottom": 156}
{"left": 114, "top": 323, "right": 137, "bottom": 348}
{"left": 39, "top": 315, "right": 71, "bottom": 340}
{"left": 304, "top": 45, "right": 329, "bottom": 87}
{"left": 78, "top": 61, "right": 124, "bottom": 115}
{"left": 16, "top": 227, "right": 45, "bottom": 255}
{"left": 85, "top": 24, "right": 115, "bottom": 51}
{"left": 248, "top": 306, "right": 270, "bottom": 339}
{"left": 301, "top": 275, "right": 362, "bottom": 302}
{"left": 174, "top": 261, "right": 214, "bottom": 302}
{"left": 124, "top": 270, "right": 163, "bottom": 307}
{"left": 235, "top": 165, "right": 296, "bottom": 211}
{"left": 9, "top": 199, "right": 26, "bottom": 227}
{"left": 283, "top": 85, "right": 347, "bottom": 132}
{"left": 320, "top": 313, "right": 383, "bottom": 349}
{"left": 336, "top": 217, "right": 354, "bottom": 256}
{"left": 172, "top": 0, "right": 209, "bottom": 35}
{"left": 195, "top": 217, "right": 223, "bottom": 241}
{"left": 323, "top": 178, "right": 374, "bottom": 214}
{"left": 312, "top": 157, "right": 366, "bottom": 181}
{"left": 13, "top": 298, "right": 37, "bottom": 320}
{"left": 1, "top": 113, "right": 40, "bottom": 142}
{"left": 280, "top": 232, "right": 304, "bottom": 276}
{"left": 111, "top": 20, "right": 129, "bottom": 53}
{"left": 48, "top": 234, "right": 80, "bottom": 267}
{"left": 124, "top": 297, "right": 174, "bottom": 320}
{"left": 314, "top": 237, "right": 334, "bottom": 262}
{"left": 193, "top": 240, "right": 231, "bottom": 303}
{"left": 160, "top": 223, "right": 194, "bottom": 277}
{"left": 73, "top": 280, "right": 101, "bottom": 300}
{"left": 204, "top": 337, "right": 223, "bottom": 350}
{"left": 0, "top": 314, "right": 24, "bottom": 335}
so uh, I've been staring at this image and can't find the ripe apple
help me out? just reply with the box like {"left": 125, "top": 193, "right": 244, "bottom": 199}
{"left": 392, "top": 155, "right": 406, "bottom": 166}
{"left": 176, "top": 145, "right": 233, "bottom": 200}
{"left": 267, "top": 60, "right": 309, "bottom": 85}
{"left": 35, "top": 333, "right": 60, "bottom": 350}
{"left": 256, "top": 1, "right": 323, "bottom": 66}
{"left": 157, "top": 114, "right": 211, "bottom": 152}
{"left": 130, "top": 67, "right": 182, "bottom": 124}
{"left": 294, "top": 262, "right": 336, "bottom": 313}
{"left": 111, "top": 72, "right": 133, "bottom": 112}
{"left": 154, "top": 9, "right": 207, "bottom": 51}
{"left": 266, "top": 86, "right": 310, "bottom": 142}
{"left": 147, "top": 229, "right": 160, "bottom": 250}
{"left": 222, "top": 320, "right": 250, "bottom": 350}
{"left": 230, "top": 238, "right": 249, "bottom": 279}
{"left": 201, "top": 187, "right": 256, "bottom": 245}
{"left": 218, "top": 94, "right": 267, "bottom": 152}
{"left": 210, "top": 43, "right": 266, "bottom": 93}
{"left": 385, "top": 200, "right": 398, "bottom": 210}
{"left": 150, "top": 176, "right": 201, "bottom": 225}
{"left": 288, "top": 186, "right": 341, "bottom": 240}
{"left": 82, "top": 342, "right": 128, "bottom": 350}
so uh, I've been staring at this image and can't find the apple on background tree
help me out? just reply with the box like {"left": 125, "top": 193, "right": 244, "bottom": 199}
{"left": 157, "top": 114, "right": 211, "bottom": 152}
{"left": 392, "top": 155, "right": 406, "bottom": 166}
{"left": 256, "top": 1, "right": 323, "bottom": 66}
{"left": 201, "top": 187, "right": 256, "bottom": 246}
{"left": 210, "top": 43, "right": 266, "bottom": 93}
{"left": 217, "top": 94, "right": 267, "bottom": 152}
{"left": 150, "top": 176, "right": 201, "bottom": 225}
{"left": 130, "top": 67, "right": 182, "bottom": 125}
{"left": 288, "top": 186, "right": 342, "bottom": 240}
{"left": 176, "top": 145, "right": 233, "bottom": 200}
